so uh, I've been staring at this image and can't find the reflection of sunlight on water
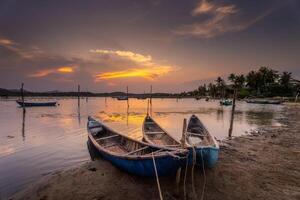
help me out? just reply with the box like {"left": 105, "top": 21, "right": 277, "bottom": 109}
{"left": 0, "top": 97, "right": 285, "bottom": 198}
{"left": 0, "top": 145, "right": 15, "bottom": 157}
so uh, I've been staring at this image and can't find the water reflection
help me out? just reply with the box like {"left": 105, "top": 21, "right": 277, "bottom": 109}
{"left": 22, "top": 109, "right": 26, "bottom": 141}
{"left": 0, "top": 98, "right": 284, "bottom": 198}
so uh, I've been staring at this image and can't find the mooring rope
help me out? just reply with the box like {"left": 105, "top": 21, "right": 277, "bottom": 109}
{"left": 200, "top": 149, "right": 206, "bottom": 200}
{"left": 152, "top": 152, "right": 163, "bottom": 200}
{"left": 191, "top": 146, "right": 198, "bottom": 200}
{"left": 183, "top": 154, "right": 189, "bottom": 200}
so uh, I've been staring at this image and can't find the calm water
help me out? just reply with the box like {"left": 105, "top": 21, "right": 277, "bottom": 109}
{"left": 0, "top": 97, "right": 284, "bottom": 198}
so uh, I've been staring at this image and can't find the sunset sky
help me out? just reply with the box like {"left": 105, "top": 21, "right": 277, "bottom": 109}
{"left": 0, "top": 0, "right": 299, "bottom": 92}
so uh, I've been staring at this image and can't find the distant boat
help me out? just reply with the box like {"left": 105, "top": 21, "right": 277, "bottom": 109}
{"left": 143, "top": 115, "right": 219, "bottom": 168}
{"left": 186, "top": 115, "right": 219, "bottom": 168}
{"left": 220, "top": 99, "right": 232, "bottom": 106}
{"left": 116, "top": 96, "right": 128, "bottom": 100}
{"left": 16, "top": 100, "right": 57, "bottom": 107}
{"left": 87, "top": 116, "right": 187, "bottom": 177}
{"left": 246, "top": 99, "right": 282, "bottom": 105}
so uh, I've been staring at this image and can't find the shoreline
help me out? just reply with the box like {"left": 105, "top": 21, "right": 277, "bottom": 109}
{"left": 10, "top": 104, "right": 300, "bottom": 200}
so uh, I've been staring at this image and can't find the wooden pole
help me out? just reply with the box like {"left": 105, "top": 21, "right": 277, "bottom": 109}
{"left": 180, "top": 118, "right": 187, "bottom": 147}
{"left": 21, "top": 83, "right": 25, "bottom": 112}
{"left": 228, "top": 89, "right": 236, "bottom": 138}
{"left": 78, "top": 85, "right": 80, "bottom": 108}
{"left": 127, "top": 86, "right": 129, "bottom": 108}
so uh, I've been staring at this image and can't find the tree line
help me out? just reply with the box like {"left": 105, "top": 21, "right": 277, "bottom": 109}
{"left": 182, "top": 67, "right": 300, "bottom": 98}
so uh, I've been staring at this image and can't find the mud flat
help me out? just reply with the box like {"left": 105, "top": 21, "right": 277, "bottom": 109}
{"left": 10, "top": 104, "right": 300, "bottom": 200}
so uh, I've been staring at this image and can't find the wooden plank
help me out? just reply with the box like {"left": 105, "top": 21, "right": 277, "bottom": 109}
{"left": 146, "top": 131, "right": 165, "bottom": 135}
{"left": 123, "top": 146, "right": 149, "bottom": 156}
{"left": 96, "top": 135, "right": 119, "bottom": 141}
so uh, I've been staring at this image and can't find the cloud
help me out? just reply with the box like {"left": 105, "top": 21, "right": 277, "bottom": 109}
{"left": 29, "top": 66, "right": 75, "bottom": 78}
{"left": 0, "top": 37, "right": 43, "bottom": 59}
{"left": 90, "top": 49, "right": 177, "bottom": 81}
{"left": 95, "top": 66, "right": 173, "bottom": 81}
{"left": 90, "top": 49, "right": 152, "bottom": 64}
{"left": 174, "top": 0, "right": 275, "bottom": 38}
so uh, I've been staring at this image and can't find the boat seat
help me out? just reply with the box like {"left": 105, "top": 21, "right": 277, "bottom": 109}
{"left": 102, "top": 143, "right": 118, "bottom": 148}
{"left": 146, "top": 131, "right": 165, "bottom": 135}
{"left": 145, "top": 121, "right": 155, "bottom": 124}
{"left": 123, "top": 146, "right": 149, "bottom": 156}
{"left": 96, "top": 135, "right": 119, "bottom": 141}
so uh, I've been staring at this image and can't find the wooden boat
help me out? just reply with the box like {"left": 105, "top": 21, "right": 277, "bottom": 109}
{"left": 220, "top": 99, "right": 232, "bottom": 106}
{"left": 87, "top": 116, "right": 187, "bottom": 177}
{"left": 246, "top": 99, "right": 282, "bottom": 105}
{"left": 186, "top": 115, "right": 219, "bottom": 168}
{"left": 16, "top": 100, "right": 57, "bottom": 107}
{"left": 143, "top": 115, "right": 219, "bottom": 168}
{"left": 143, "top": 115, "right": 181, "bottom": 148}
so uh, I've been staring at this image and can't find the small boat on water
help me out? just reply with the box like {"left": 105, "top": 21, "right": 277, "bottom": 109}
{"left": 220, "top": 99, "right": 232, "bottom": 106}
{"left": 246, "top": 99, "right": 282, "bottom": 105}
{"left": 116, "top": 96, "right": 128, "bottom": 100}
{"left": 143, "top": 115, "right": 219, "bottom": 168}
{"left": 87, "top": 116, "right": 187, "bottom": 177}
{"left": 16, "top": 100, "right": 57, "bottom": 107}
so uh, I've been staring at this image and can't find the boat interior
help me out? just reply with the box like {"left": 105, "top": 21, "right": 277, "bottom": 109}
{"left": 143, "top": 116, "right": 180, "bottom": 147}
{"left": 88, "top": 119, "right": 164, "bottom": 157}
{"left": 186, "top": 116, "right": 214, "bottom": 146}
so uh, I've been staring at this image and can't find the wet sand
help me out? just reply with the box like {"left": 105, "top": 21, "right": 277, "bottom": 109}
{"left": 10, "top": 104, "right": 300, "bottom": 200}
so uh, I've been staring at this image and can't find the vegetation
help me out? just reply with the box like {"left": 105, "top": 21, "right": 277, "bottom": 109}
{"left": 182, "top": 67, "right": 300, "bottom": 98}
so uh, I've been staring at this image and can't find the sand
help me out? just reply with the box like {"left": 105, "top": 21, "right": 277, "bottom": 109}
{"left": 10, "top": 104, "right": 300, "bottom": 200}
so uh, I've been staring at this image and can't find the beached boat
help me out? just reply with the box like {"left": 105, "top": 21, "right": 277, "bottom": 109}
{"left": 246, "top": 99, "right": 282, "bottom": 105}
{"left": 186, "top": 115, "right": 219, "bottom": 168}
{"left": 143, "top": 115, "right": 181, "bottom": 148}
{"left": 143, "top": 115, "right": 219, "bottom": 168}
{"left": 87, "top": 116, "right": 187, "bottom": 177}
{"left": 16, "top": 100, "right": 57, "bottom": 107}
{"left": 220, "top": 99, "right": 232, "bottom": 106}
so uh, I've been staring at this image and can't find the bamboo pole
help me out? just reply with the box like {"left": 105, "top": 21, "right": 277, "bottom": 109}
{"left": 127, "top": 86, "right": 129, "bottom": 108}
{"left": 228, "top": 89, "right": 236, "bottom": 137}
{"left": 21, "top": 83, "right": 26, "bottom": 112}
{"left": 78, "top": 85, "right": 80, "bottom": 108}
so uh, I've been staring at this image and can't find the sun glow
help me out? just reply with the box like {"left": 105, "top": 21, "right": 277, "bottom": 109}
{"left": 95, "top": 66, "right": 173, "bottom": 81}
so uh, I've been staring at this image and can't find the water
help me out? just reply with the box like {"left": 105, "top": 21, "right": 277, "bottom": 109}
{"left": 0, "top": 97, "right": 284, "bottom": 198}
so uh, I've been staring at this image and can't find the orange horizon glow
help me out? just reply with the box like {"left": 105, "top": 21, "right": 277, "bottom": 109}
{"left": 95, "top": 66, "right": 173, "bottom": 81}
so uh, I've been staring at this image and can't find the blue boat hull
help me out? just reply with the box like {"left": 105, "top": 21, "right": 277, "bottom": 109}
{"left": 97, "top": 149, "right": 184, "bottom": 177}
{"left": 187, "top": 146, "right": 219, "bottom": 168}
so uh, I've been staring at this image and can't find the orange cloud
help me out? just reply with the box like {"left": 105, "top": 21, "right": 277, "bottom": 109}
{"left": 95, "top": 66, "right": 173, "bottom": 81}
{"left": 57, "top": 67, "right": 74, "bottom": 73}
{"left": 29, "top": 66, "right": 75, "bottom": 78}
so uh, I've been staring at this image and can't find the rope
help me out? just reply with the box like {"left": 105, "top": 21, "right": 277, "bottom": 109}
{"left": 191, "top": 146, "right": 198, "bottom": 200}
{"left": 200, "top": 149, "right": 206, "bottom": 200}
{"left": 183, "top": 154, "right": 189, "bottom": 200}
{"left": 152, "top": 152, "right": 163, "bottom": 200}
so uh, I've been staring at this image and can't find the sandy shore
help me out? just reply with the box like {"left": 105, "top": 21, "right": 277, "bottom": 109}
{"left": 10, "top": 104, "right": 300, "bottom": 200}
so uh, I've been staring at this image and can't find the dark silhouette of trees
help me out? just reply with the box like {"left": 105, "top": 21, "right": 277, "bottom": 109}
{"left": 185, "top": 67, "right": 299, "bottom": 98}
